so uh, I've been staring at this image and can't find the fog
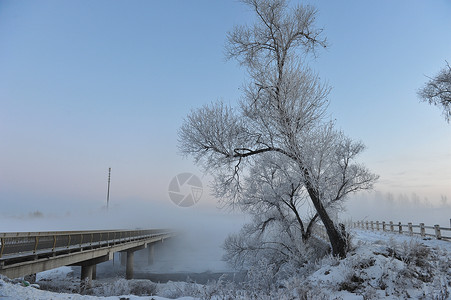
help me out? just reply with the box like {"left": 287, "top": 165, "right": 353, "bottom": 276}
{"left": 343, "top": 191, "right": 451, "bottom": 228}
{"left": 0, "top": 197, "right": 247, "bottom": 273}
{"left": 1, "top": 186, "right": 450, "bottom": 276}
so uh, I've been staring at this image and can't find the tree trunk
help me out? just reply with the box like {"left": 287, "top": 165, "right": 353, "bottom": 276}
{"left": 306, "top": 186, "right": 347, "bottom": 258}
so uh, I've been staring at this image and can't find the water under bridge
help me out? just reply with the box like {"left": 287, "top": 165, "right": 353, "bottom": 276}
{"left": 0, "top": 229, "right": 175, "bottom": 289}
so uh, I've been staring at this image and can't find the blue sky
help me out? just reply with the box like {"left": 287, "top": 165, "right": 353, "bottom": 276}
{"left": 0, "top": 1, "right": 450, "bottom": 226}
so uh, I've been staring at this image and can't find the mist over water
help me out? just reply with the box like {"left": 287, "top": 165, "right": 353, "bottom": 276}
{"left": 1, "top": 187, "right": 449, "bottom": 278}
{"left": 0, "top": 197, "right": 247, "bottom": 274}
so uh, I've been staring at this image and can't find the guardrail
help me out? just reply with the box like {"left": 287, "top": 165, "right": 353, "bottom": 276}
{"left": 353, "top": 221, "right": 451, "bottom": 241}
{"left": 0, "top": 229, "right": 172, "bottom": 261}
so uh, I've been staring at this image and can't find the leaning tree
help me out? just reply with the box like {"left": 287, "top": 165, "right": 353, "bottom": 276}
{"left": 222, "top": 152, "right": 324, "bottom": 272}
{"left": 179, "top": 0, "right": 378, "bottom": 258}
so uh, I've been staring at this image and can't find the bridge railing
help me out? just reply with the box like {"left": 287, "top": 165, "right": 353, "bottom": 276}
{"left": 0, "top": 229, "right": 172, "bottom": 259}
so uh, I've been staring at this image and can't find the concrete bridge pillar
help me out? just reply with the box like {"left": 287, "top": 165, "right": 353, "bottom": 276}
{"left": 120, "top": 252, "right": 126, "bottom": 266}
{"left": 126, "top": 251, "right": 134, "bottom": 280}
{"left": 80, "top": 264, "right": 94, "bottom": 292}
{"left": 148, "top": 244, "right": 154, "bottom": 265}
{"left": 92, "top": 265, "right": 97, "bottom": 280}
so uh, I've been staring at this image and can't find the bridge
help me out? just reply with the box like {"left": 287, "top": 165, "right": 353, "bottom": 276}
{"left": 0, "top": 229, "right": 175, "bottom": 290}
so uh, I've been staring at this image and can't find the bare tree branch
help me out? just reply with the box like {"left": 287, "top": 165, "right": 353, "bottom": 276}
{"left": 418, "top": 61, "right": 451, "bottom": 122}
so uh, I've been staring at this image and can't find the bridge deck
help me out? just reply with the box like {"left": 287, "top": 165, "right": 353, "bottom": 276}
{"left": 0, "top": 229, "right": 174, "bottom": 279}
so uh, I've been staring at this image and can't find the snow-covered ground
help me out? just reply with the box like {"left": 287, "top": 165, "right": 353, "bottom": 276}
{"left": 1, "top": 229, "right": 450, "bottom": 299}
{"left": 0, "top": 275, "right": 197, "bottom": 300}
{"left": 304, "top": 230, "right": 451, "bottom": 299}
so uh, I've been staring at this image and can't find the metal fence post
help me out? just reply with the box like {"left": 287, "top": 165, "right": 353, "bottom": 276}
{"left": 0, "top": 237, "right": 4, "bottom": 258}
{"left": 33, "top": 237, "right": 39, "bottom": 253}
{"left": 52, "top": 235, "right": 57, "bottom": 252}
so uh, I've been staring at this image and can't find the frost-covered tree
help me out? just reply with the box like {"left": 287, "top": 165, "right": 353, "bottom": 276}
{"left": 222, "top": 153, "right": 319, "bottom": 272}
{"left": 418, "top": 62, "right": 451, "bottom": 122}
{"left": 223, "top": 127, "right": 374, "bottom": 269}
{"left": 179, "top": 0, "right": 378, "bottom": 258}
{"left": 240, "top": 153, "right": 319, "bottom": 243}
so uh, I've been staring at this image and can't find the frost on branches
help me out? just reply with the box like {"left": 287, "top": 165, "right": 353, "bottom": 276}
{"left": 179, "top": 0, "right": 378, "bottom": 259}
{"left": 418, "top": 61, "right": 451, "bottom": 123}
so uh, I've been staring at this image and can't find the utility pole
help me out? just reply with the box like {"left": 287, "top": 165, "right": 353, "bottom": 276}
{"left": 107, "top": 167, "right": 111, "bottom": 210}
